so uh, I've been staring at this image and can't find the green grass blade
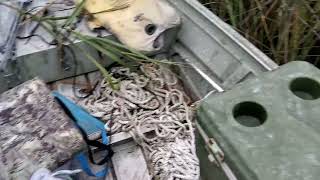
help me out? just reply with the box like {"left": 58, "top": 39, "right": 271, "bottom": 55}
{"left": 63, "top": 0, "right": 86, "bottom": 27}
{"left": 75, "top": 45, "right": 119, "bottom": 90}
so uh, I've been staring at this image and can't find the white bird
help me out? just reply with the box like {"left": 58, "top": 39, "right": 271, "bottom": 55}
{"left": 77, "top": 0, "right": 181, "bottom": 52}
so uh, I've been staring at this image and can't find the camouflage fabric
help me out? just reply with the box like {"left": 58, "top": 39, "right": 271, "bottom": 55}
{"left": 0, "top": 78, "right": 85, "bottom": 180}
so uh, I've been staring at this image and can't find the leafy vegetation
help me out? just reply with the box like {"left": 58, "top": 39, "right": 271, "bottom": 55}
{"left": 200, "top": 0, "right": 320, "bottom": 66}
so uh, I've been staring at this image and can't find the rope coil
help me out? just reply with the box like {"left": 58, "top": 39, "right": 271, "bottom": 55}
{"left": 79, "top": 63, "right": 199, "bottom": 180}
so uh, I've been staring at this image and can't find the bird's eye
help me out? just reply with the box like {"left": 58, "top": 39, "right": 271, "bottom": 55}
{"left": 145, "top": 24, "right": 157, "bottom": 35}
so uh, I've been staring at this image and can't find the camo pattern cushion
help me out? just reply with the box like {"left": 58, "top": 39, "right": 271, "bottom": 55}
{"left": 0, "top": 78, "right": 85, "bottom": 180}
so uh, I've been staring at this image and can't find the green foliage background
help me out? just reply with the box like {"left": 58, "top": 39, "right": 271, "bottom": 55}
{"left": 200, "top": 0, "right": 320, "bottom": 66}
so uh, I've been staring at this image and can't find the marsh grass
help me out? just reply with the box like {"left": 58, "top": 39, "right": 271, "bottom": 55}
{"left": 200, "top": 0, "right": 320, "bottom": 66}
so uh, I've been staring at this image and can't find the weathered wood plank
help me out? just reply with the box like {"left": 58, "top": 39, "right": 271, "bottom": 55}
{"left": 111, "top": 141, "right": 151, "bottom": 180}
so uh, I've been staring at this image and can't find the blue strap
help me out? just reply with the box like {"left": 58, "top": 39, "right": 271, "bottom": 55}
{"left": 52, "top": 92, "right": 110, "bottom": 177}
{"left": 101, "top": 129, "right": 108, "bottom": 145}
{"left": 52, "top": 91, "right": 108, "bottom": 143}
{"left": 76, "top": 153, "right": 108, "bottom": 178}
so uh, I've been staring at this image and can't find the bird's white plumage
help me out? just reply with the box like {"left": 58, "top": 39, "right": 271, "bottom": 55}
{"left": 78, "top": 0, "right": 181, "bottom": 52}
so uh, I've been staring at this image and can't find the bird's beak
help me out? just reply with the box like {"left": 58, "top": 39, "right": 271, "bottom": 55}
{"left": 146, "top": 25, "right": 181, "bottom": 55}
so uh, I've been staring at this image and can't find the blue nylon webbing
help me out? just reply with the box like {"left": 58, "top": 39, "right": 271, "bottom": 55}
{"left": 52, "top": 91, "right": 110, "bottom": 177}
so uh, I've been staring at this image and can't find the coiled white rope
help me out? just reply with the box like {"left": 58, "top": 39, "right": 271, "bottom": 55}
{"left": 79, "top": 63, "right": 200, "bottom": 180}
